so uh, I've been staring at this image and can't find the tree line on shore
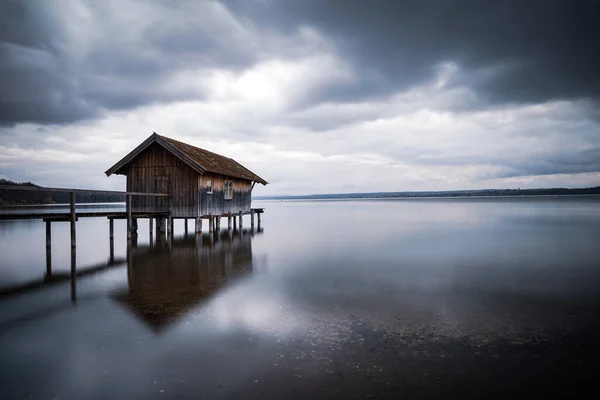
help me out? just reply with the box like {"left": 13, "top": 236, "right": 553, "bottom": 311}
{"left": 255, "top": 186, "right": 600, "bottom": 200}
{"left": 0, "top": 179, "right": 125, "bottom": 206}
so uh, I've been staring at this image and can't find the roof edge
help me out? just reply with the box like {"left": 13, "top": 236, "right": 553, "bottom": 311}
{"left": 105, "top": 132, "right": 207, "bottom": 176}
{"left": 105, "top": 132, "right": 268, "bottom": 185}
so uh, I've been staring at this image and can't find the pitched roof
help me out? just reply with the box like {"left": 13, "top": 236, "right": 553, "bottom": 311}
{"left": 105, "top": 133, "right": 268, "bottom": 185}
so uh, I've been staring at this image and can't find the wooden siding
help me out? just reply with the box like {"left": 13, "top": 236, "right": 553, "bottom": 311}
{"left": 126, "top": 143, "right": 197, "bottom": 217}
{"left": 198, "top": 173, "right": 252, "bottom": 216}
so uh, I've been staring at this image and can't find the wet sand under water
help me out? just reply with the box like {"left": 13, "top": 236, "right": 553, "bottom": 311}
{"left": 217, "top": 314, "right": 600, "bottom": 399}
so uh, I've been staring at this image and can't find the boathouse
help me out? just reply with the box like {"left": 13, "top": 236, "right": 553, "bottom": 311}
{"left": 105, "top": 132, "right": 267, "bottom": 233}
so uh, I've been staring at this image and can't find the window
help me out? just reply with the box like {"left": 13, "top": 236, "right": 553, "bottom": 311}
{"left": 224, "top": 181, "right": 233, "bottom": 200}
{"left": 206, "top": 180, "right": 213, "bottom": 194}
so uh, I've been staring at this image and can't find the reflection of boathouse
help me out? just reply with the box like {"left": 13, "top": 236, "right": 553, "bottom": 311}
{"left": 113, "top": 231, "right": 255, "bottom": 332}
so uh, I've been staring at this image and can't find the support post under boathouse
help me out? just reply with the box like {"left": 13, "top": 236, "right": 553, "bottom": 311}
{"left": 105, "top": 132, "right": 268, "bottom": 237}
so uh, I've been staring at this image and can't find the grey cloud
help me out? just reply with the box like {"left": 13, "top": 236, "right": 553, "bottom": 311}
{"left": 507, "top": 147, "right": 600, "bottom": 178}
{"left": 228, "top": 0, "right": 600, "bottom": 106}
{"left": 406, "top": 147, "right": 600, "bottom": 179}
{"left": 0, "top": 0, "right": 267, "bottom": 126}
{"left": 0, "top": 1, "right": 97, "bottom": 124}
{"left": 3, "top": 0, "right": 598, "bottom": 127}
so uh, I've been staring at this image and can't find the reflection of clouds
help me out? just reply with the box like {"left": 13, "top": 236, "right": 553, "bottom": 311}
{"left": 207, "top": 283, "right": 306, "bottom": 337}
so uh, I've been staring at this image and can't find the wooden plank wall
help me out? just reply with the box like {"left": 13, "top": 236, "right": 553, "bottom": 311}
{"left": 126, "top": 143, "right": 198, "bottom": 217}
{"left": 197, "top": 173, "right": 252, "bottom": 216}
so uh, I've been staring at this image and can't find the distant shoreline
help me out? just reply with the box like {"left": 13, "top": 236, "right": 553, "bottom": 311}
{"left": 255, "top": 186, "right": 600, "bottom": 201}
{"left": 257, "top": 194, "right": 600, "bottom": 202}
{"left": 2, "top": 180, "right": 599, "bottom": 206}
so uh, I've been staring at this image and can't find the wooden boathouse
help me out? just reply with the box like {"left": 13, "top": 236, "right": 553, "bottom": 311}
{"left": 0, "top": 133, "right": 266, "bottom": 301}
{"left": 105, "top": 132, "right": 267, "bottom": 235}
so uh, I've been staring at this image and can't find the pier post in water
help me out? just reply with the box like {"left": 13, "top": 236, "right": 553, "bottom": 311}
{"left": 149, "top": 218, "right": 153, "bottom": 241}
{"left": 216, "top": 216, "right": 221, "bottom": 232}
{"left": 239, "top": 211, "right": 243, "bottom": 230}
{"left": 70, "top": 191, "right": 76, "bottom": 251}
{"left": 195, "top": 217, "right": 202, "bottom": 233}
{"left": 70, "top": 191, "right": 77, "bottom": 303}
{"left": 233, "top": 215, "right": 237, "bottom": 231}
{"left": 157, "top": 217, "right": 166, "bottom": 237}
{"left": 45, "top": 220, "right": 52, "bottom": 277}
{"left": 251, "top": 210, "right": 255, "bottom": 231}
{"left": 126, "top": 194, "right": 132, "bottom": 241}
{"left": 258, "top": 212, "right": 261, "bottom": 230}
{"left": 167, "top": 215, "right": 173, "bottom": 237}
{"left": 209, "top": 215, "right": 214, "bottom": 233}
{"left": 184, "top": 219, "right": 188, "bottom": 235}
{"left": 109, "top": 218, "right": 115, "bottom": 263}
{"left": 228, "top": 214, "right": 232, "bottom": 230}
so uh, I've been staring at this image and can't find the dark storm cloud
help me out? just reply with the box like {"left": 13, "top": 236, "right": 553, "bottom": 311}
{"left": 0, "top": 1, "right": 97, "bottom": 124}
{"left": 228, "top": 0, "right": 600, "bottom": 105}
{"left": 507, "top": 147, "right": 600, "bottom": 178}
{"left": 0, "top": 0, "right": 262, "bottom": 126}
{"left": 2, "top": 0, "right": 599, "bottom": 126}
{"left": 403, "top": 146, "right": 600, "bottom": 179}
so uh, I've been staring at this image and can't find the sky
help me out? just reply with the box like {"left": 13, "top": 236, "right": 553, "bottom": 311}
{"left": 1, "top": 0, "right": 599, "bottom": 196}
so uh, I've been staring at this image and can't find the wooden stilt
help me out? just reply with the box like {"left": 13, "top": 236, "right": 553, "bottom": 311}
{"left": 195, "top": 217, "right": 202, "bottom": 233}
{"left": 228, "top": 214, "right": 232, "bottom": 230}
{"left": 149, "top": 218, "right": 153, "bottom": 243}
{"left": 239, "top": 211, "right": 243, "bottom": 230}
{"left": 109, "top": 239, "right": 115, "bottom": 264}
{"left": 167, "top": 215, "right": 173, "bottom": 237}
{"left": 126, "top": 194, "right": 132, "bottom": 241}
{"left": 70, "top": 191, "right": 77, "bottom": 302}
{"left": 216, "top": 216, "right": 221, "bottom": 231}
{"left": 251, "top": 210, "right": 255, "bottom": 231}
{"left": 132, "top": 218, "right": 138, "bottom": 235}
{"left": 126, "top": 242, "right": 132, "bottom": 286}
{"left": 109, "top": 218, "right": 115, "bottom": 263}
{"left": 185, "top": 219, "right": 189, "bottom": 235}
{"left": 257, "top": 213, "right": 261, "bottom": 230}
{"left": 233, "top": 215, "right": 237, "bottom": 231}
{"left": 45, "top": 220, "right": 52, "bottom": 277}
{"left": 70, "top": 254, "right": 77, "bottom": 304}
{"left": 157, "top": 217, "right": 166, "bottom": 234}
{"left": 70, "top": 191, "right": 76, "bottom": 251}
{"left": 209, "top": 215, "right": 214, "bottom": 233}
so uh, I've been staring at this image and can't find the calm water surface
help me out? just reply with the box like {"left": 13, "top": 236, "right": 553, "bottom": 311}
{"left": 1, "top": 197, "right": 599, "bottom": 399}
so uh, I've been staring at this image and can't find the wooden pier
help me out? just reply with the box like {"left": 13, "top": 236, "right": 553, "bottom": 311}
{"left": 1, "top": 184, "right": 265, "bottom": 300}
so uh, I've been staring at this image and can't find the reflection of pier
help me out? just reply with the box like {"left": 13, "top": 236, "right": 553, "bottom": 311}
{"left": 0, "top": 228, "right": 261, "bottom": 335}
{"left": 114, "top": 230, "right": 258, "bottom": 332}
{"left": 0, "top": 185, "right": 264, "bottom": 301}
{"left": 0, "top": 258, "right": 126, "bottom": 299}
{"left": 0, "top": 225, "right": 261, "bottom": 302}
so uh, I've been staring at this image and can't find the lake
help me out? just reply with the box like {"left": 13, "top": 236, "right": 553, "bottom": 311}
{"left": 1, "top": 197, "right": 600, "bottom": 399}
